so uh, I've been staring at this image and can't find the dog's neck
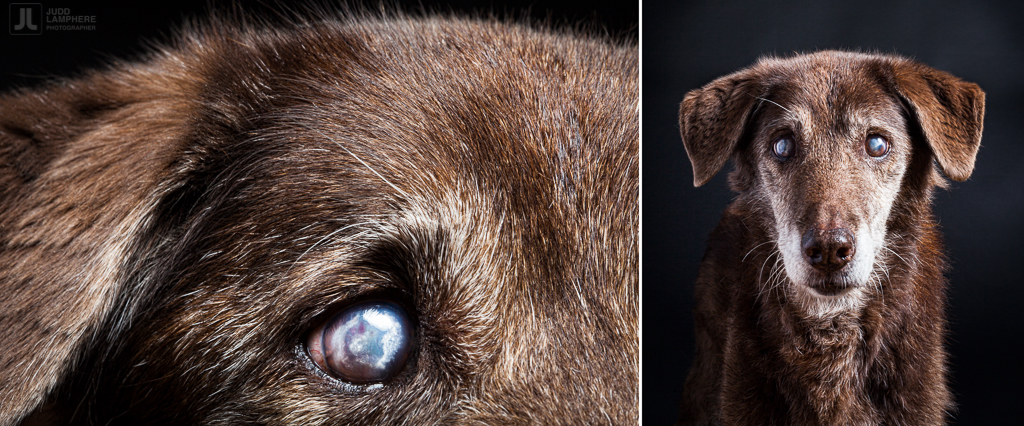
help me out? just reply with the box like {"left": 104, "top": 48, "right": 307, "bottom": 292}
{"left": 768, "top": 294, "right": 882, "bottom": 424}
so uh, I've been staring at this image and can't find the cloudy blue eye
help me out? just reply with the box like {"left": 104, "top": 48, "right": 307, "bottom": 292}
{"left": 773, "top": 136, "right": 796, "bottom": 160}
{"left": 307, "top": 301, "right": 413, "bottom": 383}
{"left": 866, "top": 135, "right": 889, "bottom": 157}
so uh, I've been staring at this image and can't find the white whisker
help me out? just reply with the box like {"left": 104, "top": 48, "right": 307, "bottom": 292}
{"left": 754, "top": 95, "right": 795, "bottom": 114}
{"left": 305, "top": 104, "right": 411, "bottom": 200}
{"left": 743, "top": 241, "right": 775, "bottom": 263}
{"left": 290, "top": 222, "right": 374, "bottom": 270}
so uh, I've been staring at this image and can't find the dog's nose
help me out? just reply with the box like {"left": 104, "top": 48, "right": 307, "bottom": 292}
{"left": 801, "top": 227, "right": 856, "bottom": 272}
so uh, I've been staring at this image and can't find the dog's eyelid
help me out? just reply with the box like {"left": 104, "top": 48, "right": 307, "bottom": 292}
{"left": 864, "top": 126, "right": 892, "bottom": 137}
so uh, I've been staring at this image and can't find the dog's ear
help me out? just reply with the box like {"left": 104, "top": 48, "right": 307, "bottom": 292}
{"left": 678, "top": 69, "right": 761, "bottom": 187}
{"left": 0, "top": 70, "right": 191, "bottom": 425}
{"left": 891, "top": 61, "right": 985, "bottom": 182}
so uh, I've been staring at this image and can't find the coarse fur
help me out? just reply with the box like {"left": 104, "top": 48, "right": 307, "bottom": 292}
{"left": 676, "top": 51, "right": 983, "bottom": 425}
{"left": 0, "top": 10, "right": 638, "bottom": 426}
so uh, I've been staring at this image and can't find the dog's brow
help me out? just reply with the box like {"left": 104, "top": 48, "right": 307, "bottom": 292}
{"left": 305, "top": 103, "right": 411, "bottom": 201}
{"left": 754, "top": 95, "right": 794, "bottom": 115}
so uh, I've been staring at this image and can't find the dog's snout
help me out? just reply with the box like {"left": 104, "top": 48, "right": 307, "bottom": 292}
{"left": 801, "top": 227, "right": 856, "bottom": 272}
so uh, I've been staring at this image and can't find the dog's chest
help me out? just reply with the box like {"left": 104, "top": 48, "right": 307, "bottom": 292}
{"left": 773, "top": 311, "right": 882, "bottom": 425}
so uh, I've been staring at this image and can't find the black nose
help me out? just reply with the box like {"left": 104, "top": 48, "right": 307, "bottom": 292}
{"left": 801, "top": 227, "right": 856, "bottom": 273}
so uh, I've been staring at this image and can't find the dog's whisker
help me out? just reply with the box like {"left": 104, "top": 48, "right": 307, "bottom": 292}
{"left": 302, "top": 111, "right": 412, "bottom": 201}
{"left": 769, "top": 254, "right": 786, "bottom": 289}
{"left": 757, "top": 250, "right": 775, "bottom": 291}
{"left": 743, "top": 241, "right": 775, "bottom": 263}
{"left": 754, "top": 249, "right": 786, "bottom": 306}
{"left": 754, "top": 95, "right": 795, "bottom": 115}
{"left": 881, "top": 246, "right": 911, "bottom": 268}
{"left": 870, "top": 269, "right": 885, "bottom": 306}
{"left": 769, "top": 254, "right": 788, "bottom": 297}
{"left": 289, "top": 221, "right": 376, "bottom": 272}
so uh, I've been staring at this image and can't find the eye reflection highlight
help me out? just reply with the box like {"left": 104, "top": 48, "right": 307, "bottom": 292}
{"left": 313, "top": 301, "right": 412, "bottom": 383}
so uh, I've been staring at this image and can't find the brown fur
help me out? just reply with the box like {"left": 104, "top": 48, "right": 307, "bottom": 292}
{"left": 677, "top": 51, "right": 983, "bottom": 425}
{"left": 0, "top": 12, "right": 638, "bottom": 426}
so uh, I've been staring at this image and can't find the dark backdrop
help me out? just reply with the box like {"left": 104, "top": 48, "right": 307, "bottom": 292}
{"left": 0, "top": 0, "right": 636, "bottom": 92}
{"left": 645, "top": 1, "right": 1024, "bottom": 425}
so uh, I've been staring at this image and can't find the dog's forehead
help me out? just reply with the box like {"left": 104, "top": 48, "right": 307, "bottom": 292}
{"left": 759, "top": 53, "right": 902, "bottom": 128}
{"left": 287, "top": 106, "right": 635, "bottom": 302}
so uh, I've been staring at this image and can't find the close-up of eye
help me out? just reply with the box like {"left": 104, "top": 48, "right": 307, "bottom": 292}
{"left": 866, "top": 134, "right": 890, "bottom": 157}
{"left": 306, "top": 300, "right": 414, "bottom": 384}
{"left": 772, "top": 136, "right": 796, "bottom": 160}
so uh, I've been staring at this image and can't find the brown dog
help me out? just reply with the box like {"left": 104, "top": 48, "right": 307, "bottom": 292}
{"left": 677, "top": 51, "right": 983, "bottom": 425}
{"left": 0, "top": 13, "right": 638, "bottom": 426}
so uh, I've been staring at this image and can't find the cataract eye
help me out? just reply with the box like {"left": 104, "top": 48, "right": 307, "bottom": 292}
{"left": 307, "top": 301, "right": 413, "bottom": 383}
{"left": 773, "top": 137, "right": 795, "bottom": 160}
{"left": 866, "top": 135, "right": 890, "bottom": 157}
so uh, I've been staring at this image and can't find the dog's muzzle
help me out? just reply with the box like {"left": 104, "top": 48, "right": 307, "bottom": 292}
{"left": 800, "top": 227, "right": 856, "bottom": 293}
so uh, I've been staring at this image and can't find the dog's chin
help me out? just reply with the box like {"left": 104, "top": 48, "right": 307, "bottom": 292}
{"left": 798, "top": 266, "right": 867, "bottom": 297}
{"left": 788, "top": 273, "right": 869, "bottom": 318}
{"left": 781, "top": 256, "right": 862, "bottom": 298}
{"left": 805, "top": 279, "right": 855, "bottom": 297}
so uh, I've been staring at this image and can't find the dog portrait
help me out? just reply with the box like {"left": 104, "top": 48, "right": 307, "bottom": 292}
{"left": 646, "top": 1, "right": 1024, "bottom": 425}
{"left": 0, "top": 2, "right": 638, "bottom": 425}
{"left": 678, "top": 50, "right": 982, "bottom": 425}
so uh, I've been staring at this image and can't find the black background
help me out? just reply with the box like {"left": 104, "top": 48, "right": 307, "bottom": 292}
{"left": 0, "top": 0, "right": 637, "bottom": 92}
{"left": 646, "top": 1, "right": 1024, "bottom": 425}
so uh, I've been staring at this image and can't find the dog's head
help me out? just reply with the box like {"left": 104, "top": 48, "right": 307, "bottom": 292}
{"left": 0, "top": 16, "right": 638, "bottom": 425}
{"left": 680, "top": 51, "right": 982, "bottom": 313}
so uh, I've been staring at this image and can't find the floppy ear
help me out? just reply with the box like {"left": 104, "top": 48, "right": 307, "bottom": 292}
{"left": 678, "top": 69, "right": 761, "bottom": 187}
{"left": 0, "top": 68, "right": 192, "bottom": 425}
{"left": 891, "top": 61, "right": 985, "bottom": 182}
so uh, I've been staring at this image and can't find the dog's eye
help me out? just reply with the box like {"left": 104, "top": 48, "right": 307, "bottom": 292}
{"left": 773, "top": 137, "right": 796, "bottom": 160}
{"left": 306, "top": 301, "right": 413, "bottom": 383}
{"left": 866, "top": 135, "right": 890, "bottom": 157}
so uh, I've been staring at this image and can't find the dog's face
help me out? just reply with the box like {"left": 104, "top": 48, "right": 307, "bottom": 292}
{"left": 744, "top": 60, "right": 914, "bottom": 309}
{"left": 0, "top": 16, "right": 638, "bottom": 425}
{"left": 680, "top": 51, "right": 983, "bottom": 315}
